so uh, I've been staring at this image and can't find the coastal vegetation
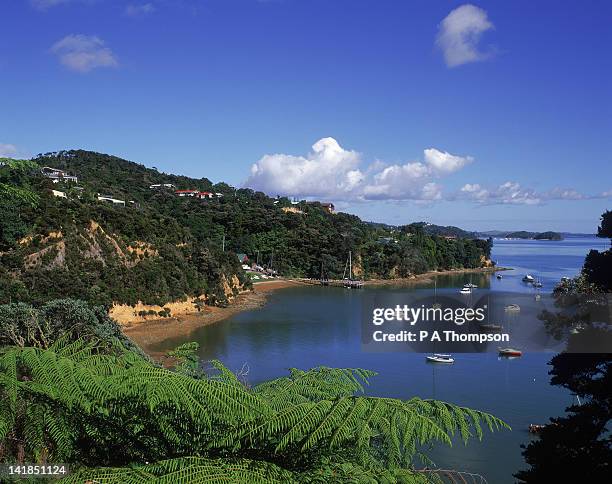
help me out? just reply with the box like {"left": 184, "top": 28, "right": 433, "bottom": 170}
{"left": 0, "top": 150, "right": 493, "bottom": 309}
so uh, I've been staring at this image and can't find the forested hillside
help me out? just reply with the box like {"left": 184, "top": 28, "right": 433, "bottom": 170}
{"left": 0, "top": 150, "right": 493, "bottom": 308}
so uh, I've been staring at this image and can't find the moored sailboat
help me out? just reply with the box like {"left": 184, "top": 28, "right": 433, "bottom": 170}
{"left": 342, "top": 251, "right": 363, "bottom": 289}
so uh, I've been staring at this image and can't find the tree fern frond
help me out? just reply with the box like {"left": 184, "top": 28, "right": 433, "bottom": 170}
{"left": 61, "top": 457, "right": 294, "bottom": 484}
{"left": 254, "top": 367, "right": 375, "bottom": 410}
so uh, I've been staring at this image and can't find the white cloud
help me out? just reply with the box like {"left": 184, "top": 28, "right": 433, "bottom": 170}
{"left": 460, "top": 183, "right": 490, "bottom": 201}
{"left": 247, "top": 137, "right": 363, "bottom": 199}
{"left": 424, "top": 148, "right": 473, "bottom": 173}
{"left": 459, "top": 181, "right": 540, "bottom": 205}
{"left": 246, "top": 138, "right": 606, "bottom": 208}
{"left": 0, "top": 143, "right": 18, "bottom": 158}
{"left": 436, "top": 4, "right": 495, "bottom": 68}
{"left": 51, "top": 35, "right": 118, "bottom": 73}
{"left": 457, "top": 183, "right": 602, "bottom": 205}
{"left": 125, "top": 3, "right": 156, "bottom": 16}
{"left": 544, "top": 187, "right": 587, "bottom": 201}
{"left": 245, "top": 137, "right": 471, "bottom": 202}
{"left": 362, "top": 162, "right": 441, "bottom": 201}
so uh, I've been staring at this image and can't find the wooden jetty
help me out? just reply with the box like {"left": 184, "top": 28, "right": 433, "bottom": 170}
{"left": 300, "top": 278, "right": 364, "bottom": 288}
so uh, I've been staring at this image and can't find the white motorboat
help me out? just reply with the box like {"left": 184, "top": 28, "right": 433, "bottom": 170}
{"left": 426, "top": 354, "right": 454, "bottom": 364}
{"left": 498, "top": 347, "right": 522, "bottom": 357}
{"left": 522, "top": 274, "right": 535, "bottom": 283}
{"left": 504, "top": 304, "right": 521, "bottom": 312}
{"left": 460, "top": 287, "right": 472, "bottom": 295}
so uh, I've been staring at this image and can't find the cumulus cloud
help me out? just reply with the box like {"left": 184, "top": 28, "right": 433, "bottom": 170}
{"left": 0, "top": 143, "right": 18, "bottom": 158}
{"left": 125, "top": 3, "right": 156, "bottom": 16}
{"left": 436, "top": 4, "right": 495, "bottom": 68}
{"left": 51, "top": 35, "right": 118, "bottom": 73}
{"left": 246, "top": 137, "right": 607, "bottom": 208}
{"left": 246, "top": 137, "right": 363, "bottom": 199}
{"left": 424, "top": 148, "right": 473, "bottom": 173}
{"left": 466, "top": 181, "right": 541, "bottom": 205}
{"left": 245, "top": 138, "right": 472, "bottom": 202}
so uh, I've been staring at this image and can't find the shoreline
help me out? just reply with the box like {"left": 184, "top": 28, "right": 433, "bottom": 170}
{"left": 364, "top": 265, "right": 510, "bottom": 286}
{"left": 123, "top": 279, "right": 301, "bottom": 357}
{"left": 124, "top": 266, "right": 510, "bottom": 357}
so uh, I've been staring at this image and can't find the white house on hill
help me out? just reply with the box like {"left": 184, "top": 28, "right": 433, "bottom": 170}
{"left": 97, "top": 195, "right": 126, "bottom": 206}
{"left": 149, "top": 183, "right": 176, "bottom": 190}
{"left": 41, "top": 166, "right": 78, "bottom": 183}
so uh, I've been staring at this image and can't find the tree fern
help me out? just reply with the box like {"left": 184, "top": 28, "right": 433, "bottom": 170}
{"left": 61, "top": 457, "right": 294, "bottom": 484}
{"left": 0, "top": 340, "right": 508, "bottom": 481}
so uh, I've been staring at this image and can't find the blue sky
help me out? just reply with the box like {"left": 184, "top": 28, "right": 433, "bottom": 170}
{"left": 1, "top": 0, "right": 610, "bottom": 232}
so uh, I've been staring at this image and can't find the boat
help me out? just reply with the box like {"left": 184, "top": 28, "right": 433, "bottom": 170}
{"left": 460, "top": 287, "right": 472, "bottom": 295}
{"left": 426, "top": 354, "right": 454, "bottom": 364}
{"left": 522, "top": 274, "right": 535, "bottom": 283}
{"left": 529, "top": 424, "right": 546, "bottom": 434}
{"left": 535, "top": 294, "right": 541, "bottom": 301}
{"left": 496, "top": 274, "right": 503, "bottom": 279}
{"left": 570, "top": 324, "right": 585, "bottom": 334}
{"left": 533, "top": 279, "right": 543, "bottom": 288}
{"left": 504, "top": 304, "right": 521, "bottom": 312}
{"left": 432, "top": 279, "right": 441, "bottom": 309}
{"left": 479, "top": 296, "right": 502, "bottom": 332}
{"left": 464, "top": 275, "right": 477, "bottom": 288}
{"left": 498, "top": 347, "right": 522, "bottom": 357}
{"left": 342, "top": 251, "right": 363, "bottom": 289}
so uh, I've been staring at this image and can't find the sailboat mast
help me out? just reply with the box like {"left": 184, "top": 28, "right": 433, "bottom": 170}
{"left": 349, "top": 251, "right": 352, "bottom": 280}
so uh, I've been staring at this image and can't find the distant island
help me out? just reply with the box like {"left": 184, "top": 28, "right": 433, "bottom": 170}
{"left": 501, "top": 231, "right": 564, "bottom": 240}
{"left": 395, "top": 223, "right": 564, "bottom": 241}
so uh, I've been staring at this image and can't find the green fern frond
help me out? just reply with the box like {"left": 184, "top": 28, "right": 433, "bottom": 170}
{"left": 61, "top": 457, "right": 295, "bottom": 484}
{"left": 254, "top": 367, "right": 375, "bottom": 410}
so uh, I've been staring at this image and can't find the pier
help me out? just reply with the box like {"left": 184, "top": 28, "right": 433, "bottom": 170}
{"left": 296, "top": 278, "right": 364, "bottom": 288}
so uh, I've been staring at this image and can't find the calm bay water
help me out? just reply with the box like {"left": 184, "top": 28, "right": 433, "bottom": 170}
{"left": 152, "top": 235, "right": 608, "bottom": 483}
